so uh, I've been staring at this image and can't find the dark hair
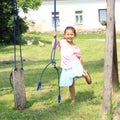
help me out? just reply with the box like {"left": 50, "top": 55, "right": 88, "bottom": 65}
{"left": 64, "top": 26, "right": 77, "bottom": 36}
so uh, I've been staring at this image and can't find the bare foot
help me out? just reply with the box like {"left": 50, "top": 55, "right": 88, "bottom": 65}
{"left": 83, "top": 70, "right": 92, "bottom": 84}
{"left": 71, "top": 100, "right": 75, "bottom": 104}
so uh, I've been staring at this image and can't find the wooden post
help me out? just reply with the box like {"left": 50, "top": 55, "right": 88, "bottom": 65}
{"left": 102, "top": 0, "right": 115, "bottom": 115}
{"left": 13, "top": 68, "right": 26, "bottom": 110}
{"left": 112, "top": 24, "right": 119, "bottom": 90}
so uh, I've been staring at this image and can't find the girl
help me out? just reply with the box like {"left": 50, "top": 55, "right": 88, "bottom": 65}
{"left": 53, "top": 26, "right": 92, "bottom": 104}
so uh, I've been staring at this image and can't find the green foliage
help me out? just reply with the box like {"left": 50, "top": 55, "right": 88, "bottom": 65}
{"left": 0, "top": 0, "right": 12, "bottom": 44}
{"left": 18, "top": 0, "right": 42, "bottom": 13}
{"left": 0, "top": 0, "right": 42, "bottom": 45}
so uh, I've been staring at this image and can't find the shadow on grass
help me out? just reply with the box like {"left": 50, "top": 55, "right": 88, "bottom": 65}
{"left": 0, "top": 58, "right": 104, "bottom": 89}
{"left": 25, "top": 89, "right": 95, "bottom": 107}
{"left": 0, "top": 45, "right": 13, "bottom": 54}
{"left": 84, "top": 58, "right": 104, "bottom": 73}
{"left": 24, "top": 90, "right": 96, "bottom": 120}
{"left": 75, "top": 90, "right": 95, "bottom": 103}
{"left": 0, "top": 89, "right": 97, "bottom": 119}
{"left": 0, "top": 58, "right": 60, "bottom": 89}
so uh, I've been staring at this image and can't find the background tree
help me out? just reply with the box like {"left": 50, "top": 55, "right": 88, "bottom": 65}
{"left": 0, "top": 0, "right": 13, "bottom": 44}
{"left": 18, "top": 0, "right": 42, "bottom": 13}
{"left": 0, "top": 0, "right": 42, "bottom": 44}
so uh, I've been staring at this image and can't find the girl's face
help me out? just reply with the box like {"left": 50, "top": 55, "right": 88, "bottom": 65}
{"left": 64, "top": 29, "right": 75, "bottom": 44}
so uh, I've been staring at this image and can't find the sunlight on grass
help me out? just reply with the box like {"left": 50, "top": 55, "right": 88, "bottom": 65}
{"left": 0, "top": 32, "right": 120, "bottom": 120}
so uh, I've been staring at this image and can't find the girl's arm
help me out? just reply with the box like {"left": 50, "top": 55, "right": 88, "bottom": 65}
{"left": 52, "top": 32, "right": 60, "bottom": 48}
{"left": 52, "top": 39, "right": 60, "bottom": 48}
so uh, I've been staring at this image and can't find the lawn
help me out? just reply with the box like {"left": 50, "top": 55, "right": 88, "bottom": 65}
{"left": 0, "top": 32, "right": 120, "bottom": 120}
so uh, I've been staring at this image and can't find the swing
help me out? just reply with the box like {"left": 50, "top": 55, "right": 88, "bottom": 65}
{"left": 37, "top": 0, "right": 61, "bottom": 103}
{"left": 10, "top": 0, "right": 24, "bottom": 88}
{"left": 9, "top": 0, "right": 26, "bottom": 110}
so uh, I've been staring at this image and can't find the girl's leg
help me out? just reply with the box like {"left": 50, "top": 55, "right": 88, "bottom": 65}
{"left": 69, "top": 81, "right": 75, "bottom": 103}
{"left": 83, "top": 70, "right": 92, "bottom": 84}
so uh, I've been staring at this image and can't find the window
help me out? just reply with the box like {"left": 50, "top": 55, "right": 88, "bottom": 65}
{"left": 98, "top": 9, "right": 107, "bottom": 22}
{"left": 52, "top": 12, "right": 60, "bottom": 26}
{"left": 75, "top": 11, "right": 83, "bottom": 24}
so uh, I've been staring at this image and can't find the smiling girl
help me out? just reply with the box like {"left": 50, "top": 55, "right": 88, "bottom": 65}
{"left": 53, "top": 26, "right": 92, "bottom": 104}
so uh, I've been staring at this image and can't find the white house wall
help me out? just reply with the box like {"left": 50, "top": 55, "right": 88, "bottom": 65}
{"left": 115, "top": 1, "right": 120, "bottom": 31}
{"left": 19, "top": 0, "right": 120, "bottom": 33}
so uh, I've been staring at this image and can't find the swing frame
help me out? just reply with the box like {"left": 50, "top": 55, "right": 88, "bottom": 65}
{"left": 9, "top": 0, "right": 26, "bottom": 110}
{"left": 37, "top": 0, "right": 61, "bottom": 103}
{"left": 10, "top": 0, "right": 24, "bottom": 88}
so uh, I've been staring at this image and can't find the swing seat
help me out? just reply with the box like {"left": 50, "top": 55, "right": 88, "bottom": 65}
{"left": 83, "top": 70, "right": 92, "bottom": 84}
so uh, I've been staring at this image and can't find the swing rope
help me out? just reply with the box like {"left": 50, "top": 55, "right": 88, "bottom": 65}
{"left": 10, "top": 0, "right": 23, "bottom": 88}
{"left": 37, "top": 0, "right": 61, "bottom": 103}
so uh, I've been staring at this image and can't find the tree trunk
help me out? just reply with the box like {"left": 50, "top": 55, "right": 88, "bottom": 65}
{"left": 102, "top": 0, "right": 115, "bottom": 114}
{"left": 112, "top": 24, "right": 119, "bottom": 90}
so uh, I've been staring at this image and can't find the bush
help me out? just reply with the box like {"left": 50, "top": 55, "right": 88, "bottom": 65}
{"left": 0, "top": 0, "right": 28, "bottom": 45}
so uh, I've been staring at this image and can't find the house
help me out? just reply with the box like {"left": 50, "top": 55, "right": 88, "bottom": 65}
{"left": 19, "top": 0, "right": 120, "bottom": 33}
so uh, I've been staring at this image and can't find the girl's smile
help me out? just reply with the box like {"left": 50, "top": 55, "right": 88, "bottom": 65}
{"left": 64, "top": 29, "right": 75, "bottom": 44}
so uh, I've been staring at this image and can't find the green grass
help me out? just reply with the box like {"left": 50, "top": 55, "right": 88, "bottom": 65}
{"left": 0, "top": 32, "right": 120, "bottom": 120}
